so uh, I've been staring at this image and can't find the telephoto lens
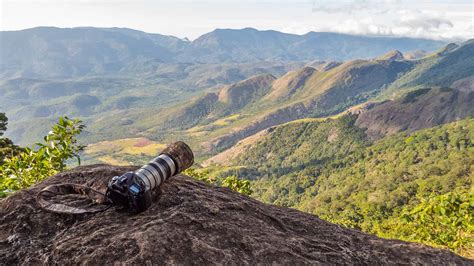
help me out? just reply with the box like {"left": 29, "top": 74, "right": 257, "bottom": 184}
{"left": 106, "top": 141, "right": 194, "bottom": 214}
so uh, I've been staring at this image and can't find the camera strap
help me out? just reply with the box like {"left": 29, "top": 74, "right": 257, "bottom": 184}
{"left": 37, "top": 183, "right": 112, "bottom": 215}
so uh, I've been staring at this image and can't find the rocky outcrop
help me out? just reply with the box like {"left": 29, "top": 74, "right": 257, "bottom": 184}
{"left": 317, "top": 61, "right": 342, "bottom": 71}
{"left": 376, "top": 50, "right": 404, "bottom": 62}
{"left": 355, "top": 87, "right": 474, "bottom": 140}
{"left": 451, "top": 76, "right": 474, "bottom": 92}
{"left": 0, "top": 165, "right": 471, "bottom": 264}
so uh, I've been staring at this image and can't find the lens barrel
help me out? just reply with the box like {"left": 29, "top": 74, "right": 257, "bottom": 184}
{"left": 134, "top": 141, "right": 194, "bottom": 191}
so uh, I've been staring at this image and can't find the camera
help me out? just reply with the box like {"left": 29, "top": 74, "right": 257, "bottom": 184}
{"left": 106, "top": 141, "right": 194, "bottom": 213}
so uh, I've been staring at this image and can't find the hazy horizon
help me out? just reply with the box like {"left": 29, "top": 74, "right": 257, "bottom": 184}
{"left": 1, "top": 0, "right": 473, "bottom": 41}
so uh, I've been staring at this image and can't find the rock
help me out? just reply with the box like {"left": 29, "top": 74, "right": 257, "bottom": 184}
{"left": 0, "top": 164, "right": 471, "bottom": 264}
{"left": 355, "top": 87, "right": 474, "bottom": 140}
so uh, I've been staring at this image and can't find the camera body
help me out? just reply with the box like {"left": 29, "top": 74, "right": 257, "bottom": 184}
{"left": 106, "top": 172, "right": 152, "bottom": 213}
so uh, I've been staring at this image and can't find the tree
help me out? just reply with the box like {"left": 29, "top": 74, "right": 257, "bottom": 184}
{"left": 0, "top": 112, "right": 7, "bottom": 136}
{"left": 0, "top": 113, "right": 22, "bottom": 165}
{"left": 0, "top": 117, "right": 85, "bottom": 197}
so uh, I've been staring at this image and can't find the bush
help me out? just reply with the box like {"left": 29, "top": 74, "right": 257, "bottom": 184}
{"left": 401, "top": 191, "right": 473, "bottom": 255}
{"left": 0, "top": 117, "right": 85, "bottom": 197}
{"left": 221, "top": 175, "right": 253, "bottom": 196}
{"left": 183, "top": 168, "right": 252, "bottom": 196}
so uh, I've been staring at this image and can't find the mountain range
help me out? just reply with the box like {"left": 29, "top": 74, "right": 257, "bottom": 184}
{"left": 1, "top": 27, "right": 444, "bottom": 78}
{"left": 144, "top": 40, "right": 473, "bottom": 155}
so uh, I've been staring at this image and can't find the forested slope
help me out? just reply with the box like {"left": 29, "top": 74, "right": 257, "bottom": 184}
{"left": 206, "top": 116, "right": 473, "bottom": 256}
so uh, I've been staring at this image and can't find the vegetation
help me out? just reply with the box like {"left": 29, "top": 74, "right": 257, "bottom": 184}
{"left": 378, "top": 190, "right": 473, "bottom": 257}
{"left": 84, "top": 137, "right": 167, "bottom": 165}
{"left": 0, "top": 113, "right": 22, "bottom": 165}
{"left": 184, "top": 168, "right": 252, "bottom": 196}
{"left": 0, "top": 113, "right": 6, "bottom": 135}
{"left": 0, "top": 117, "right": 85, "bottom": 197}
{"left": 215, "top": 116, "right": 473, "bottom": 255}
{"left": 6, "top": 40, "right": 470, "bottom": 167}
{"left": 380, "top": 41, "right": 473, "bottom": 99}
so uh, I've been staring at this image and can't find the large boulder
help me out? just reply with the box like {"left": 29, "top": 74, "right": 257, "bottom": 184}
{"left": 0, "top": 165, "right": 470, "bottom": 264}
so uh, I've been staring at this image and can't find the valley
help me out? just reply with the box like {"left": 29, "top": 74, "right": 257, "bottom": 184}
{"left": 79, "top": 39, "right": 473, "bottom": 165}
{"left": 1, "top": 26, "right": 472, "bottom": 257}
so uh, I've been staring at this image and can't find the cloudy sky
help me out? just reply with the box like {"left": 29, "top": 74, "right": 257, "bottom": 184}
{"left": 1, "top": 0, "right": 473, "bottom": 40}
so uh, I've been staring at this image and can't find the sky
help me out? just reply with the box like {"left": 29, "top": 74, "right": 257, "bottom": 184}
{"left": 1, "top": 0, "right": 473, "bottom": 41}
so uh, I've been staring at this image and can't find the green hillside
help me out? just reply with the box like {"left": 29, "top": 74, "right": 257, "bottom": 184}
{"left": 379, "top": 40, "right": 474, "bottom": 99}
{"left": 2, "top": 62, "right": 300, "bottom": 146}
{"left": 226, "top": 115, "right": 472, "bottom": 217}
{"left": 148, "top": 42, "right": 471, "bottom": 154}
{"left": 206, "top": 116, "right": 473, "bottom": 255}
{"left": 173, "top": 54, "right": 415, "bottom": 153}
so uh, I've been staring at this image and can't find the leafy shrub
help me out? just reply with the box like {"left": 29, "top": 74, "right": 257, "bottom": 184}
{"left": 221, "top": 175, "right": 252, "bottom": 196}
{"left": 401, "top": 191, "right": 473, "bottom": 255}
{"left": 0, "top": 117, "right": 85, "bottom": 197}
{"left": 183, "top": 168, "right": 252, "bottom": 196}
{"left": 374, "top": 190, "right": 473, "bottom": 257}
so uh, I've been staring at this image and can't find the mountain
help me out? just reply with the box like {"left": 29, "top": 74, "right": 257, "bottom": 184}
{"left": 134, "top": 74, "right": 276, "bottom": 132}
{"left": 76, "top": 40, "right": 473, "bottom": 160}
{"left": 355, "top": 87, "right": 474, "bottom": 140}
{"left": 0, "top": 27, "right": 184, "bottom": 78}
{"left": 376, "top": 50, "right": 405, "bottom": 61}
{"left": 381, "top": 40, "right": 474, "bottom": 96}
{"left": 0, "top": 27, "right": 445, "bottom": 78}
{"left": 1, "top": 61, "right": 302, "bottom": 146}
{"left": 197, "top": 55, "right": 415, "bottom": 151}
{"left": 2, "top": 36, "right": 470, "bottom": 152}
{"left": 0, "top": 164, "right": 469, "bottom": 264}
{"left": 205, "top": 84, "right": 474, "bottom": 166}
{"left": 183, "top": 28, "right": 444, "bottom": 63}
{"left": 192, "top": 41, "right": 473, "bottom": 152}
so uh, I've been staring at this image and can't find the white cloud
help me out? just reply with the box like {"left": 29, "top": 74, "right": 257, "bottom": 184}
{"left": 307, "top": 1, "right": 472, "bottom": 40}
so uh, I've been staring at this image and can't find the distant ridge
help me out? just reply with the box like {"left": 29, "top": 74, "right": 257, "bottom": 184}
{"left": 0, "top": 27, "right": 445, "bottom": 78}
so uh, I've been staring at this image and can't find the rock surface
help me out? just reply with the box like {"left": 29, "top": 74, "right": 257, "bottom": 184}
{"left": 0, "top": 165, "right": 471, "bottom": 265}
{"left": 356, "top": 87, "right": 474, "bottom": 140}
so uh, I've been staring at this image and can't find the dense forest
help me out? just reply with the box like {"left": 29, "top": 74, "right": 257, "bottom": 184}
{"left": 205, "top": 116, "right": 473, "bottom": 256}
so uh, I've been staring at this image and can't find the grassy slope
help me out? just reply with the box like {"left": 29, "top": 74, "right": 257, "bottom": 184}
{"left": 175, "top": 57, "right": 415, "bottom": 154}
{"left": 378, "top": 41, "right": 474, "bottom": 100}
{"left": 2, "top": 62, "right": 302, "bottom": 146}
{"left": 219, "top": 117, "right": 472, "bottom": 239}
